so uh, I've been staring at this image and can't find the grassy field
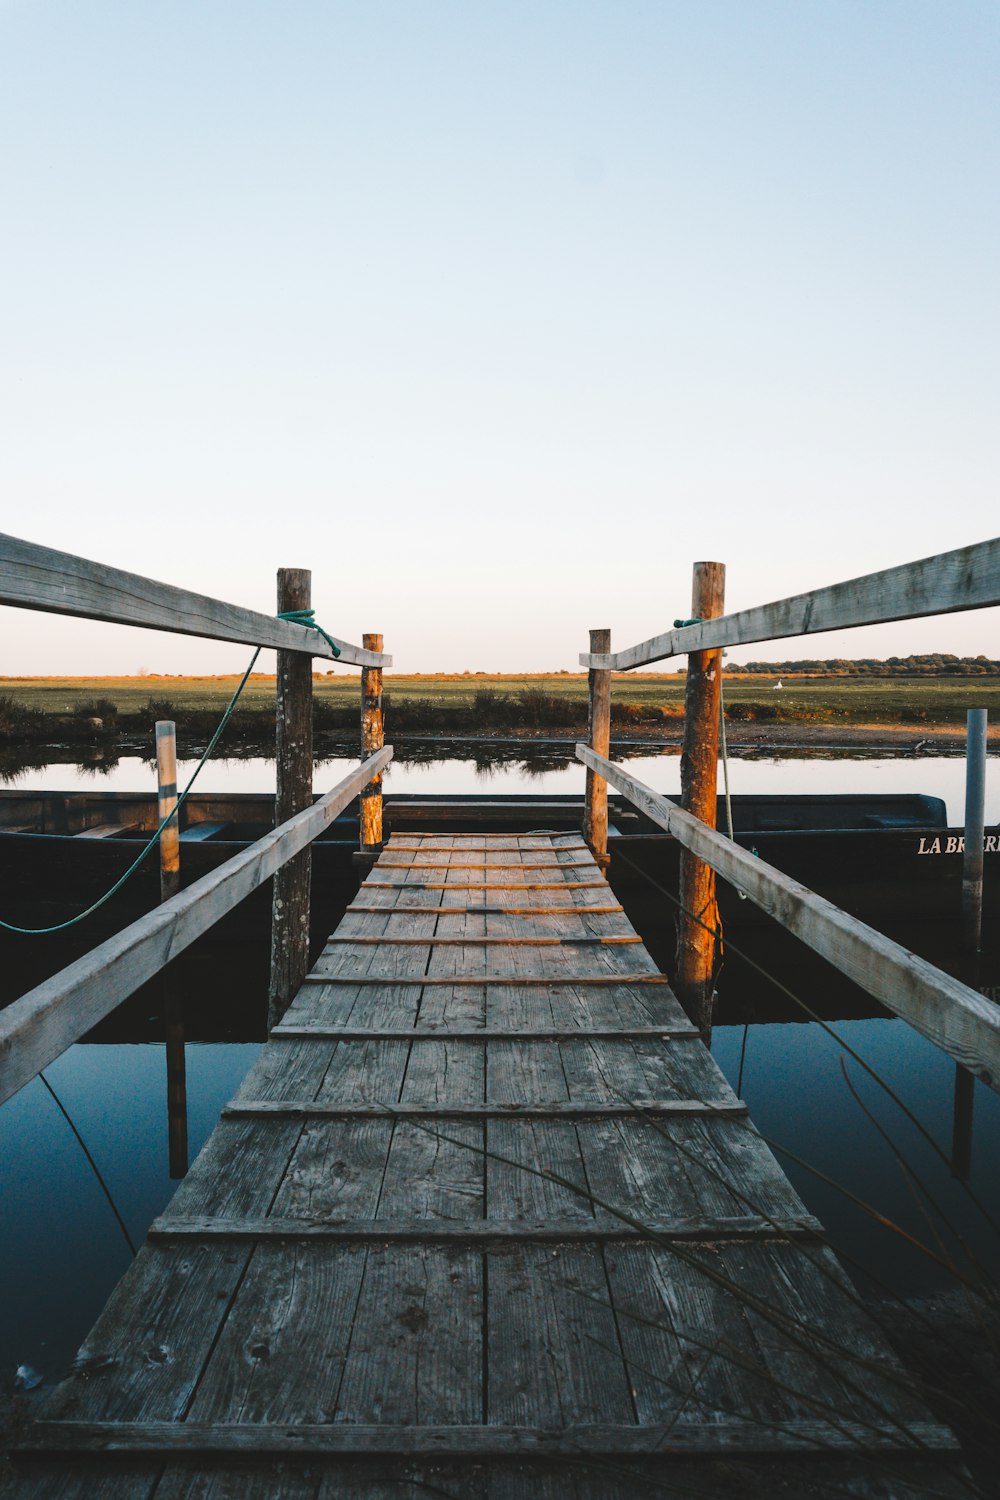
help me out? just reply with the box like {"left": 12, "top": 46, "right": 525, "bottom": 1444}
{"left": 2, "top": 671, "right": 998, "bottom": 728}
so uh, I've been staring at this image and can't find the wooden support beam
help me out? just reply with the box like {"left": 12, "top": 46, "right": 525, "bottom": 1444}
{"left": 271, "top": 1025, "right": 701, "bottom": 1041}
{"left": 371, "top": 864, "right": 599, "bottom": 876}
{"left": 0, "top": 532, "right": 391, "bottom": 667}
{"left": 0, "top": 748, "right": 393, "bottom": 1106}
{"left": 321, "top": 935, "right": 640, "bottom": 945}
{"left": 20, "top": 1419, "right": 959, "bottom": 1457}
{"left": 359, "top": 632, "right": 384, "bottom": 854}
{"left": 301, "top": 973, "right": 668, "bottom": 987}
{"left": 583, "top": 626, "right": 611, "bottom": 868}
{"left": 222, "top": 1097, "right": 737, "bottom": 1118}
{"left": 147, "top": 1211, "right": 805, "bottom": 1243}
{"left": 362, "top": 881, "right": 609, "bottom": 890}
{"left": 268, "top": 567, "right": 313, "bottom": 1030}
{"left": 579, "top": 535, "right": 1000, "bottom": 670}
{"left": 345, "top": 905, "right": 625, "bottom": 915}
{"left": 675, "top": 561, "right": 725, "bottom": 1034}
{"left": 577, "top": 744, "right": 1000, "bottom": 1090}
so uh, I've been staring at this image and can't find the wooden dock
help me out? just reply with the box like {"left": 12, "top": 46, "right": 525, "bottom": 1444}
{"left": 16, "top": 833, "right": 962, "bottom": 1497}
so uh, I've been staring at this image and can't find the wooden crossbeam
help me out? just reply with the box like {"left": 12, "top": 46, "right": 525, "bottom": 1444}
{"left": 148, "top": 1212, "right": 811, "bottom": 1243}
{"left": 0, "top": 532, "right": 391, "bottom": 666}
{"left": 322, "top": 935, "right": 641, "bottom": 946}
{"left": 223, "top": 1097, "right": 735, "bottom": 1118}
{"left": 373, "top": 864, "right": 593, "bottom": 876}
{"left": 362, "top": 882, "right": 609, "bottom": 890}
{"left": 345, "top": 905, "right": 626, "bottom": 915}
{"left": 19, "top": 1419, "right": 960, "bottom": 1457}
{"left": 271, "top": 1026, "right": 699, "bottom": 1041}
{"left": 580, "top": 536, "right": 1000, "bottom": 671}
{"left": 300, "top": 974, "right": 667, "bottom": 987}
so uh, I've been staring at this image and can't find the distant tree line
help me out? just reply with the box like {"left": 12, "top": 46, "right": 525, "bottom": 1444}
{"left": 736, "top": 654, "right": 999, "bottom": 676}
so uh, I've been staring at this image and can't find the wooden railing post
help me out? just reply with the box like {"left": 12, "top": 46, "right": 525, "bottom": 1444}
{"left": 675, "top": 561, "right": 726, "bottom": 1035}
{"left": 583, "top": 628, "right": 611, "bottom": 869}
{"left": 268, "top": 568, "right": 313, "bottom": 1031}
{"left": 155, "top": 721, "right": 181, "bottom": 901}
{"left": 359, "top": 633, "right": 384, "bottom": 854}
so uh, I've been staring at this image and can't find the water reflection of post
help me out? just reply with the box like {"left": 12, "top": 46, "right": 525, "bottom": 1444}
{"left": 952, "top": 708, "right": 987, "bottom": 1180}
{"left": 156, "top": 720, "right": 188, "bottom": 1179}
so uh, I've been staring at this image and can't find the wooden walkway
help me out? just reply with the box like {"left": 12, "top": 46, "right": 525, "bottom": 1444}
{"left": 16, "top": 833, "right": 962, "bottom": 1497}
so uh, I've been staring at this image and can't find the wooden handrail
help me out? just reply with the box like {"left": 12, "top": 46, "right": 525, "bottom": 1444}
{"left": 579, "top": 537, "right": 1000, "bottom": 671}
{"left": 0, "top": 748, "right": 393, "bottom": 1106}
{"left": 576, "top": 745, "right": 1000, "bottom": 1089}
{"left": 0, "top": 533, "right": 392, "bottom": 668}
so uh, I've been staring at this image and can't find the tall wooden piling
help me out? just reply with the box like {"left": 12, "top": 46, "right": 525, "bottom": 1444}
{"left": 359, "top": 633, "right": 384, "bottom": 853}
{"left": 583, "top": 628, "right": 611, "bottom": 869}
{"left": 675, "top": 561, "right": 726, "bottom": 1035}
{"left": 268, "top": 568, "right": 314, "bottom": 1031}
{"left": 155, "top": 721, "right": 187, "bottom": 1175}
{"left": 155, "top": 721, "right": 180, "bottom": 902}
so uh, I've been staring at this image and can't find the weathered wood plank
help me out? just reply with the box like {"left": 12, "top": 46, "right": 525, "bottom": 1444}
{"left": 0, "top": 532, "right": 391, "bottom": 665}
{"left": 0, "top": 748, "right": 393, "bottom": 1105}
{"left": 144, "top": 1216, "right": 815, "bottom": 1246}
{"left": 299, "top": 975, "right": 669, "bottom": 987}
{"left": 19, "top": 1418, "right": 960, "bottom": 1455}
{"left": 221, "top": 1100, "right": 746, "bottom": 1120}
{"left": 487, "top": 1245, "right": 637, "bottom": 1425}
{"left": 271, "top": 1026, "right": 699, "bottom": 1041}
{"left": 578, "top": 745, "right": 1000, "bottom": 1088}
{"left": 580, "top": 535, "right": 1000, "bottom": 669}
{"left": 38, "top": 1245, "right": 253, "bottom": 1422}
{"left": 332, "top": 1248, "right": 482, "bottom": 1424}
{"left": 184, "top": 1244, "right": 368, "bottom": 1424}
{"left": 362, "top": 882, "right": 609, "bottom": 890}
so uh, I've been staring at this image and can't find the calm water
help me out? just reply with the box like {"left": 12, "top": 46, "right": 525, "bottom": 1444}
{"left": 10, "top": 746, "right": 1000, "bottom": 823}
{"left": 2, "top": 748, "right": 998, "bottom": 1387}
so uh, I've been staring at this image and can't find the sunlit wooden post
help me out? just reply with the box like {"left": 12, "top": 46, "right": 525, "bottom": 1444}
{"left": 156, "top": 720, "right": 187, "bottom": 1175}
{"left": 268, "top": 568, "right": 313, "bottom": 1031}
{"left": 359, "top": 633, "right": 384, "bottom": 854}
{"left": 675, "top": 562, "right": 726, "bottom": 1036}
{"left": 155, "top": 721, "right": 180, "bottom": 901}
{"left": 583, "top": 628, "right": 611, "bottom": 870}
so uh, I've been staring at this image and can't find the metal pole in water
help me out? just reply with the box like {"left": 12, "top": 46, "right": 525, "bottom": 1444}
{"left": 952, "top": 708, "right": 987, "bottom": 1180}
{"left": 156, "top": 720, "right": 188, "bottom": 1177}
{"left": 961, "top": 708, "right": 987, "bottom": 964}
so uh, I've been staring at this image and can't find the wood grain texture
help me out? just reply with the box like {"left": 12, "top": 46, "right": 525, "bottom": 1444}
{"left": 17, "top": 829, "right": 957, "bottom": 1494}
{"left": 580, "top": 535, "right": 1000, "bottom": 669}
{"left": 0, "top": 532, "right": 391, "bottom": 666}
{"left": 359, "top": 632, "right": 384, "bottom": 850}
{"left": 675, "top": 561, "right": 725, "bottom": 1032}
{"left": 583, "top": 627, "right": 611, "bottom": 864}
{"left": 269, "top": 567, "right": 314, "bottom": 1027}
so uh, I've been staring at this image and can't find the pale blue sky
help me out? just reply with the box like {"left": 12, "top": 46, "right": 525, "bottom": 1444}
{"left": 2, "top": 1, "right": 998, "bottom": 674}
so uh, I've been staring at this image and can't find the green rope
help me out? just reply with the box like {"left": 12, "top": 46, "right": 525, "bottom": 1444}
{"left": 277, "top": 608, "right": 341, "bottom": 658}
{"left": 673, "top": 616, "right": 703, "bottom": 629}
{"left": 0, "top": 648, "right": 263, "bottom": 935}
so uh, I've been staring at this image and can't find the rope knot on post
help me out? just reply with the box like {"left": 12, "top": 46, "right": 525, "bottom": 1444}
{"left": 276, "top": 608, "right": 342, "bottom": 658}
